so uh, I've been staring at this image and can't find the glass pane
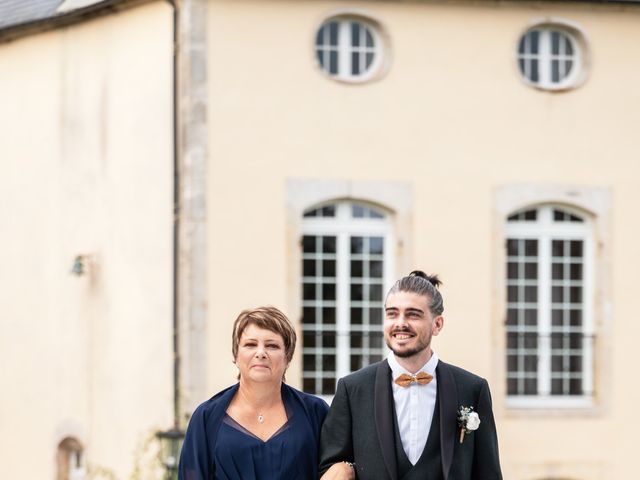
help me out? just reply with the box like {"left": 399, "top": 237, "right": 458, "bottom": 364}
{"left": 524, "top": 286, "right": 537, "bottom": 302}
{"left": 303, "top": 331, "right": 316, "bottom": 348}
{"left": 322, "top": 355, "right": 336, "bottom": 371}
{"left": 351, "top": 284, "right": 363, "bottom": 301}
{"left": 323, "top": 283, "right": 336, "bottom": 300}
{"left": 352, "top": 205, "right": 364, "bottom": 218}
{"left": 323, "top": 260, "right": 336, "bottom": 277}
{"left": 302, "top": 236, "right": 316, "bottom": 253}
{"left": 525, "top": 240, "right": 537, "bottom": 256}
{"left": 525, "top": 262, "right": 537, "bottom": 278}
{"left": 329, "top": 22, "right": 338, "bottom": 46}
{"left": 369, "top": 284, "right": 382, "bottom": 300}
{"left": 302, "top": 307, "right": 315, "bottom": 324}
{"left": 551, "top": 286, "right": 563, "bottom": 303}
{"left": 350, "top": 332, "right": 362, "bottom": 348}
{"left": 370, "top": 260, "right": 383, "bottom": 278}
{"left": 303, "top": 283, "right": 316, "bottom": 300}
{"left": 321, "top": 205, "right": 336, "bottom": 217}
{"left": 322, "top": 236, "right": 336, "bottom": 253}
{"left": 530, "top": 58, "right": 539, "bottom": 83}
{"left": 303, "top": 259, "right": 316, "bottom": 277}
{"left": 551, "top": 378, "right": 563, "bottom": 395}
{"left": 315, "top": 27, "right": 324, "bottom": 47}
{"left": 552, "top": 263, "right": 563, "bottom": 280}
{"left": 323, "top": 331, "right": 336, "bottom": 348}
{"left": 366, "top": 52, "right": 374, "bottom": 69}
{"left": 552, "top": 240, "right": 564, "bottom": 257}
{"left": 507, "top": 378, "right": 518, "bottom": 395}
{"left": 322, "top": 378, "right": 336, "bottom": 395}
{"left": 351, "top": 22, "right": 360, "bottom": 47}
{"left": 518, "top": 37, "right": 526, "bottom": 55}
{"left": 507, "top": 355, "right": 518, "bottom": 371}
{"left": 551, "top": 309, "right": 563, "bottom": 326}
{"left": 351, "top": 52, "right": 360, "bottom": 75}
{"left": 506, "top": 308, "right": 518, "bottom": 326}
{"left": 322, "top": 307, "right": 336, "bottom": 325}
{"left": 525, "top": 309, "right": 537, "bottom": 326}
{"left": 350, "top": 355, "right": 362, "bottom": 371}
{"left": 569, "top": 309, "right": 582, "bottom": 326}
{"left": 350, "top": 307, "right": 362, "bottom": 325}
{"left": 365, "top": 28, "right": 374, "bottom": 47}
{"left": 303, "top": 378, "right": 315, "bottom": 393}
{"left": 304, "top": 354, "right": 315, "bottom": 371}
{"left": 370, "top": 307, "right": 382, "bottom": 324}
{"left": 570, "top": 241, "right": 583, "bottom": 257}
{"left": 530, "top": 30, "right": 539, "bottom": 54}
{"left": 566, "top": 37, "right": 574, "bottom": 55}
{"left": 507, "top": 263, "right": 518, "bottom": 279}
{"left": 569, "top": 355, "right": 582, "bottom": 372}
{"left": 551, "top": 31, "right": 560, "bottom": 55}
{"left": 569, "top": 378, "right": 582, "bottom": 395}
{"left": 351, "top": 260, "right": 363, "bottom": 278}
{"left": 524, "top": 355, "right": 537, "bottom": 372}
{"left": 507, "top": 286, "right": 518, "bottom": 302}
{"left": 351, "top": 237, "right": 364, "bottom": 254}
{"left": 370, "top": 332, "right": 383, "bottom": 348}
{"left": 524, "top": 333, "right": 537, "bottom": 349}
{"left": 552, "top": 60, "right": 560, "bottom": 83}
{"left": 524, "top": 378, "right": 537, "bottom": 395}
{"left": 566, "top": 59, "right": 573, "bottom": 76}
{"left": 570, "top": 263, "right": 582, "bottom": 280}
{"left": 570, "top": 287, "right": 582, "bottom": 303}
{"left": 369, "top": 237, "right": 383, "bottom": 254}
{"left": 329, "top": 50, "right": 338, "bottom": 74}
{"left": 507, "top": 239, "right": 518, "bottom": 256}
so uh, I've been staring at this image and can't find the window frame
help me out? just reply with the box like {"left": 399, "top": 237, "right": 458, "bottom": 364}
{"left": 516, "top": 23, "right": 587, "bottom": 91}
{"left": 301, "top": 201, "right": 394, "bottom": 400}
{"left": 314, "top": 15, "right": 385, "bottom": 83}
{"left": 505, "top": 204, "right": 594, "bottom": 409}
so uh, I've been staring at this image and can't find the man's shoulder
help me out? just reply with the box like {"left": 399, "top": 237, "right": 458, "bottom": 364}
{"left": 438, "top": 360, "right": 487, "bottom": 388}
{"left": 340, "top": 360, "right": 386, "bottom": 386}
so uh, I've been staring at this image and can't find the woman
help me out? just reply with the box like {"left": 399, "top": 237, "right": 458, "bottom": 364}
{"left": 179, "top": 306, "right": 329, "bottom": 480}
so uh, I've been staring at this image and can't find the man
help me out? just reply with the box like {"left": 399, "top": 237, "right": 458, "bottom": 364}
{"left": 319, "top": 271, "right": 502, "bottom": 480}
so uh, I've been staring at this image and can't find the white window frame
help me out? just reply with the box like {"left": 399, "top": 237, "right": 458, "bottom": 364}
{"left": 301, "top": 201, "right": 394, "bottom": 400}
{"left": 315, "top": 16, "right": 384, "bottom": 83}
{"left": 517, "top": 25, "right": 584, "bottom": 90}
{"left": 505, "top": 205, "right": 594, "bottom": 409}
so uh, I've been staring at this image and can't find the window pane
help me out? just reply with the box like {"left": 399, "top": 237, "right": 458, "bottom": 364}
{"left": 525, "top": 240, "right": 538, "bottom": 256}
{"left": 329, "top": 50, "right": 338, "bottom": 74}
{"left": 351, "top": 307, "right": 362, "bottom": 325}
{"left": 351, "top": 52, "right": 360, "bottom": 75}
{"left": 302, "top": 307, "right": 315, "bottom": 324}
{"left": 530, "top": 58, "right": 539, "bottom": 83}
{"left": 303, "top": 283, "right": 316, "bottom": 300}
{"left": 303, "top": 331, "right": 316, "bottom": 348}
{"left": 369, "top": 237, "right": 384, "bottom": 254}
{"left": 303, "top": 259, "right": 316, "bottom": 277}
{"left": 370, "top": 260, "right": 383, "bottom": 278}
{"left": 322, "top": 307, "right": 336, "bottom": 325}
{"left": 329, "top": 22, "right": 338, "bottom": 46}
{"left": 323, "top": 283, "right": 336, "bottom": 300}
{"left": 370, "top": 308, "right": 382, "bottom": 324}
{"left": 365, "top": 29, "right": 374, "bottom": 47}
{"left": 530, "top": 30, "right": 539, "bottom": 54}
{"left": 323, "top": 331, "right": 336, "bottom": 348}
{"left": 351, "top": 237, "right": 364, "bottom": 254}
{"left": 323, "top": 260, "right": 336, "bottom": 277}
{"left": 323, "top": 355, "right": 336, "bottom": 371}
{"left": 322, "top": 236, "right": 336, "bottom": 253}
{"left": 351, "top": 22, "right": 360, "bottom": 47}
{"left": 322, "top": 378, "right": 336, "bottom": 395}
{"left": 302, "top": 236, "right": 316, "bottom": 253}
{"left": 351, "top": 260, "right": 363, "bottom": 277}
{"left": 351, "top": 284, "right": 363, "bottom": 301}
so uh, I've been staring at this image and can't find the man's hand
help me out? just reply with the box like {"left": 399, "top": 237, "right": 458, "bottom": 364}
{"left": 320, "top": 462, "right": 355, "bottom": 480}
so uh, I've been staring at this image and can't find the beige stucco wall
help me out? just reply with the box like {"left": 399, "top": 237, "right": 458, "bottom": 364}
{"left": 204, "top": 1, "right": 640, "bottom": 479}
{"left": 0, "top": 2, "right": 174, "bottom": 479}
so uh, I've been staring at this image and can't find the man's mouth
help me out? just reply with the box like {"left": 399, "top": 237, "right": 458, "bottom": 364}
{"left": 392, "top": 332, "right": 414, "bottom": 340}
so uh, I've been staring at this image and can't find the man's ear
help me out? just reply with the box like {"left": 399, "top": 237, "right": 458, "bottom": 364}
{"left": 432, "top": 315, "right": 444, "bottom": 336}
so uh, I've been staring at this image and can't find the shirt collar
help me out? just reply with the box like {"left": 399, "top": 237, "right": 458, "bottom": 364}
{"left": 387, "top": 350, "right": 439, "bottom": 379}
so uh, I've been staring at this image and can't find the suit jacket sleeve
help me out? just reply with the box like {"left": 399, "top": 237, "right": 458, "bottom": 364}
{"left": 318, "top": 378, "right": 354, "bottom": 476}
{"left": 472, "top": 379, "right": 502, "bottom": 480}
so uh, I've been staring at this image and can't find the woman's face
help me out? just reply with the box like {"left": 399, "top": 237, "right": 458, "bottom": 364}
{"left": 235, "top": 324, "right": 289, "bottom": 384}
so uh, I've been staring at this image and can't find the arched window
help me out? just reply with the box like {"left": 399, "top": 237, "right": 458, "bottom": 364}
{"left": 505, "top": 205, "right": 593, "bottom": 407}
{"left": 56, "top": 437, "right": 85, "bottom": 480}
{"left": 301, "top": 200, "right": 392, "bottom": 396}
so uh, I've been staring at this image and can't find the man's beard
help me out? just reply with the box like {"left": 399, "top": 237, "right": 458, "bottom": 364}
{"left": 385, "top": 331, "right": 431, "bottom": 358}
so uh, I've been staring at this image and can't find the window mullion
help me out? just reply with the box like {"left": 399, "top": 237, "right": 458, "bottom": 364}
{"left": 539, "top": 30, "right": 551, "bottom": 86}
{"left": 538, "top": 232, "right": 551, "bottom": 396}
{"left": 336, "top": 230, "right": 351, "bottom": 379}
{"left": 338, "top": 21, "right": 350, "bottom": 79}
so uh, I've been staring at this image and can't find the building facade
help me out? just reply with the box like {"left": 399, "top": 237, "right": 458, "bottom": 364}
{"left": 1, "top": 0, "right": 639, "bottom": 479}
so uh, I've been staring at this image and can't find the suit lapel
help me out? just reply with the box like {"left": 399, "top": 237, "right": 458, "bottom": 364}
{"left": 374, "top": 360, "right": 398, "bottom": 480}
{"left": 437, "top": 362, "right": 458, "bottom": 480}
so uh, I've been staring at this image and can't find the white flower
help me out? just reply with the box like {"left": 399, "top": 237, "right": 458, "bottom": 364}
{"left": 465, "top": 411, "right": 480, "bottom": 431}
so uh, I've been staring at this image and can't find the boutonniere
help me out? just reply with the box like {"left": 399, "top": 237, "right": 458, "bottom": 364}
{"left": 457, "top": 405, "right": 480, "bottom": 444}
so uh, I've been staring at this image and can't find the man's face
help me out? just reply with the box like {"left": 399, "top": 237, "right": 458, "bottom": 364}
{"left": 384, "top": 290, "right": 443, "bottom": 359}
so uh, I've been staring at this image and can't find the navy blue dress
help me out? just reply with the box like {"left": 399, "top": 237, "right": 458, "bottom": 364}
{"left": 179, "top": 383, "right": 329, "bottom": 480}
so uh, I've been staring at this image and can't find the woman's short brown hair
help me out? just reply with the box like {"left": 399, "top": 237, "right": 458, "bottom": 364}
{"left": 232, "top": 306, "right": 297, "bottom": 364}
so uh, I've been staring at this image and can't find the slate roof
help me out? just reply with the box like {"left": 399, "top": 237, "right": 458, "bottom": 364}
{"left": 0, "top": 0, "right": 638, "bottom": 40}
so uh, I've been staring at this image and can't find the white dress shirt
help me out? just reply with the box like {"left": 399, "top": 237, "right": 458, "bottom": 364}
{"left": 387, "top": 351, "right": 439, "bottom": 465}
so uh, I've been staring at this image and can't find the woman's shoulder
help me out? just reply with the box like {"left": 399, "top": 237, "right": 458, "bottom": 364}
{"left": 191, "top": 384, "right": 239, "bottom": 421}
{"left": 283, "top": 384, "right": 329, "bottom": 414}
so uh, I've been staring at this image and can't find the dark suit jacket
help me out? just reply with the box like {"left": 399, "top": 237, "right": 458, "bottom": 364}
{"left": 319, "top": 360, "right": 502, "bottom": 480}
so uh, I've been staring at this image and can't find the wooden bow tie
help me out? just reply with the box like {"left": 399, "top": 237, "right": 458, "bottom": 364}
{"left": 394, "top": 371, "right": 433, "bottom": 387}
